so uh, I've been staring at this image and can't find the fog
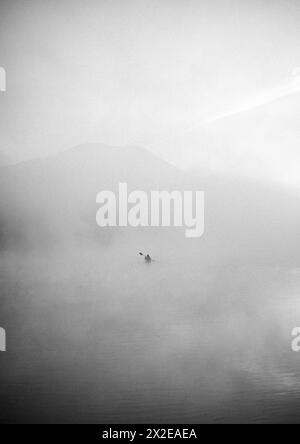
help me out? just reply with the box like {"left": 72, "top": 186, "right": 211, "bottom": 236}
{"left": 0, "top": 0, "right": 300, "bottom": 424}
{"left": 1, "top": 144, "right": 300, "bottom": 423}
{"left": 1, "top": 0, "right": 300, "bottom": 172}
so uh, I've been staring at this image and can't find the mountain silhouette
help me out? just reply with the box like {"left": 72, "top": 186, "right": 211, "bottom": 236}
{"left": 0, "top": 143, "right": 299, "bottom": 266}
{"left": 0, "top": 144, "right": 184, "bottom": 250}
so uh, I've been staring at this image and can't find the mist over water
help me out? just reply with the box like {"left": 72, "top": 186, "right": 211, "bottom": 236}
{"left": 1, "top": 0, "right": 300, "bottom": 425}
{"left": 1, "top": 246, "right": 300, "bottom": 423}
{"left": 1, "top": 145, "right": 300, "bottom": 423}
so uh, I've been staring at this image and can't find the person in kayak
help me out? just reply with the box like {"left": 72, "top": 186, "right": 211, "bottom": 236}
{"left": 144, "top": 254, "right": 152, "bottom": 263}
{"left": 139, "top": 252, "right": 152, "bottom": 263}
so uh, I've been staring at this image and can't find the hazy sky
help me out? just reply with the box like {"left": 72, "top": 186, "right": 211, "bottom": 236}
{"left": 0, "top": 0, "right": 299, "bottom": 182}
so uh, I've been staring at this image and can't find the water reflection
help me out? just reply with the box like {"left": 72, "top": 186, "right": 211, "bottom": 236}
{"left": 1, "top": 249, "right": 300, "bottom": 423}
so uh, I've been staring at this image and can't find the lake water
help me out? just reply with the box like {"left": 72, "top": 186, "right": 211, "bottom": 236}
{"left": 1, "top": 249, "right": 300, "bottom": 423}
